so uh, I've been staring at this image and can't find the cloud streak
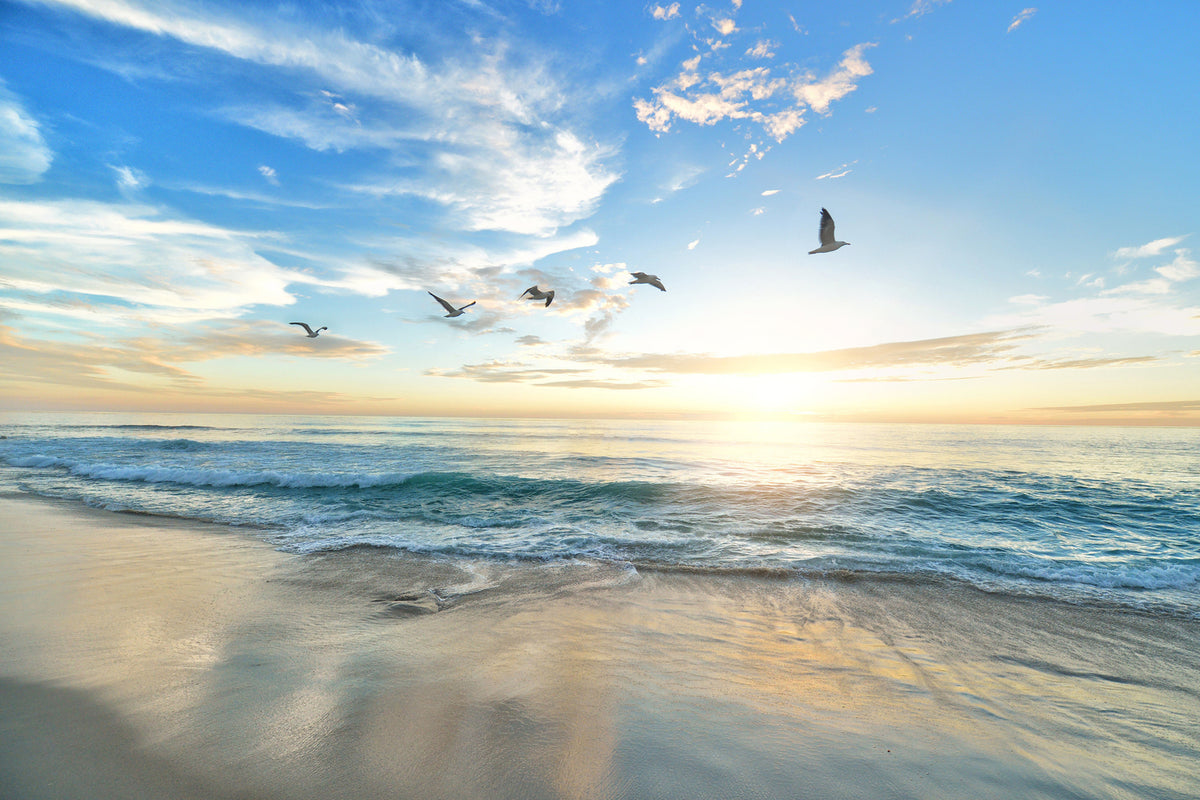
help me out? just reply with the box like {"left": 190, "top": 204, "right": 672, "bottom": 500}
{"left": 0, "top": 319, "right": 387, "bottom": 399}
{"left": 1007, "top": 8, "right": 1037, "bottom": 33}
{"left": 426, "top": 359, "right": 666, "bottom": 391}
{"left": 1111, "top": 236, "right": 1189, "bottom": 260}
{"left": 597, "top": 330, "right": 1039, "bottom": 375}
{"left": 0, "top": 82, "right": 53, "bottom": 185}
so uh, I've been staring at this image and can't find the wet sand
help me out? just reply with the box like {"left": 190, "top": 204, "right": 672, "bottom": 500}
{"left": 1, "top": 492, "right": 1198, "bottom": 799}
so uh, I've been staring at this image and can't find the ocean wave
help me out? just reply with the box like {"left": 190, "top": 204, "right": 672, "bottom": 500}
{"left": 5, "top": 454, "right": 417, "bottom": 489}
{"left": 157, "top": 438, "right": 209, "bottom": 451}
{"left": 991, "top": 558, "right": 1200, "bottom": 591}
{"left": 76, "top": 424, "right": 225, "bottom": 431}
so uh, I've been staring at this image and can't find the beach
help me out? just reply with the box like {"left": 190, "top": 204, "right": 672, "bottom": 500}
{"left": 2, "top": 490, "right": 1198, "bottom": 800}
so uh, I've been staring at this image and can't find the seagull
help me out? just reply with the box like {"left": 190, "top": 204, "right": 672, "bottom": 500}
{"left": 628, "top": 272, "right": 666, "bottom": 291}
{"left": 808, "top": 208, "right": 850, "bottom": 254}
{"left": 428, "top": 291, "right": 476, "bottom": 318}
{"left": 290, "top": 322, "right": 327, "bottom": 338}
{"left": 519, "top": 285, "right": 555, "bottom": 307}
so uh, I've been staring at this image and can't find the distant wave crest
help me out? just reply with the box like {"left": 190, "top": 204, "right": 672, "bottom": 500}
{"left": 6, "top": 454, "right": 416, "bottom": 490}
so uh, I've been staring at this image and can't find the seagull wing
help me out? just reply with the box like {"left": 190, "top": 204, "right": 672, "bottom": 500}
{"left": 520, "top": 286, "right": 537, "bottom": 299}
{"left": 428, "top": 292, "right": 457, "bottom": 314}
{"left": 458, "top": 301, "right": 477, "bottom": 311}
{"left": 544, "top": 291, "right": 555, "bottom": 307}
{"left": 650, "top": 278, "right": 666, "bottom": 291}
{"left": 290, "top": 322, "right": 315, "bottom": 335}
{"left": 818, "top": 208, "right": 836, "bottom": 247}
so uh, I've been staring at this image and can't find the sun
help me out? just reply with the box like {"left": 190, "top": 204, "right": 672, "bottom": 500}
{"left": 713, "top": 372, "right": 830, "bottom": 419}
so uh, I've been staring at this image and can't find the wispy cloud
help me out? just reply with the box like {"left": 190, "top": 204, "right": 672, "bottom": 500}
{"left": 746, "top": 40, "right": 778, "bottom": 59}
{"left": 1009, "top": 293, "right": 1048, "bottom": 305}
{"left": 172, "top": 183, "right": 329, "bottom": 209}
{"left": 595, "top": 329, "right": 1040, "bottom": 375}
{"left": 1102, "top": 248, "right": 1198, "bottom": 296}
{"left": 996, "top": 354, "right": 1158, "bottom": 371}
{"left": 0, "top": 318, "right": 387, "bottom": 396}
{"left": 354, "top": 227, "right": 600, "bottom": 296}
{"left": 896, "top": 0, "right": 953, "bottom": 23}
{"left": 1007, "top": 8, "right": 1037, "bottom": 33}
{"left": 111, "top": 164, "right": 148, "bottom": 193}
{"left": 1111, "top": 235, "right": 1189, "bottom": 260}
{"left": 0, "top": 198, "right": 314, "bottom": 323}
{"left": 1032, "top": 399, "right": 1200, "bottom": 414}
{"left": 816, "top": 161, "right": 856, "bottom": 180}
{"left": 0, "top": 81, "right": 53, "bottom": 185}
{"left": 34, "top": 0, "right": 619, "bottom": 238}
{"left": 992, "top": 269, "right": 1200, "bottom": 338}
{"left": 426, "top": 359, "right": 666, "bottom": 390}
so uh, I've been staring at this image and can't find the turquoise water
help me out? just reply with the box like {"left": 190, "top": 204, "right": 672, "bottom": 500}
{"left": 2, "top": 413, "right": 1198, "bottom": 616}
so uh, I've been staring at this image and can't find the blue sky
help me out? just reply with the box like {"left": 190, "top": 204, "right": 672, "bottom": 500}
{"left": 1, "top": 0, "right": 1198, "bottom": 423}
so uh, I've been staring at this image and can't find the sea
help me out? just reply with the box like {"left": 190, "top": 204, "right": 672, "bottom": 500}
{"left": 2, "top": 412, "right": 1198, "bottom": 619}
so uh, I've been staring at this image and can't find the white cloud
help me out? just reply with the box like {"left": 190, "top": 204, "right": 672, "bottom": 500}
{"left": 1111, "top": 236, "right": 1188, "bottom": 260}
{"left": 761, "top": 189, "right": 780, "bottom": 196}
{"left": 344, "top": 130, "right": 617, "bottom": 237}
{"left": 987, "top": 245, "right": 1200, "bottom": 339}
{"left": 1156, "top": 250, "right": 1200, "bottom": 282}
{"left": 793, "top": 43, "right": 876, "bottom": 115}
{"left": 746, "top": 40, "right": 777, "bottom": 59}
{"left": 1104, "top": 249, "right": 1199, "bottom": 296}
{"left": 0, "top": 83, "right": 53, "bottom": 185}
{"left": 687, "top": 238, "right": 700, "bottom": 250}
{"left": 712, "top": 18, "right": 738, "bottom": 36}
{"left": 258, "top": 165, "right": 279, "bottom": 185}
{"left": 38, "top": 0, "right": 618, "bottom": 238}
{"left": 634, "top": 43, "right": 876, "bottom": 144}
{"left": 1007, "top": 8, "right": 1037, "bottom": 33}
{"left": 651, "top": 3, "right": 681, "bottom": 21}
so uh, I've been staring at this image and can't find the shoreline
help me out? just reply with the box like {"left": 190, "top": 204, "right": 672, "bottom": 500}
{"left": 2, "top": 490, "right": 1199, "bottom": 799}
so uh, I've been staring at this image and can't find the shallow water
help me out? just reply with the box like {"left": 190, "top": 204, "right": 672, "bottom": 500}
{"left": 2, "top": 492, "right": 1198, "bottom": 800}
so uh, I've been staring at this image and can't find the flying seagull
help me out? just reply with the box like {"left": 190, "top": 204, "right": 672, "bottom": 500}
{"left": 290, "top": 322, "right": 327, "bottom": 338}
{"left": 629, "top": 272, "right": 666, "bottom": 291}
{"left": 808, "top": 208, "right": 850, "bottom": 254}
{"left": 428, "top": 291, "right": 476, "bottom": 318}
{"left": 519, "top": 285, "right": 555, "bottom": 307}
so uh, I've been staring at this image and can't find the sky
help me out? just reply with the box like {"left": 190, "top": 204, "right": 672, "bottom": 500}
{"left": 1, "top": 0, "right": 1198, "bottom": 424}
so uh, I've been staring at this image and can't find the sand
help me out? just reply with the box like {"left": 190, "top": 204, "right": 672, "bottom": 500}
{"left": 2, "top": 491, "right": 1198, "bottom": 800}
